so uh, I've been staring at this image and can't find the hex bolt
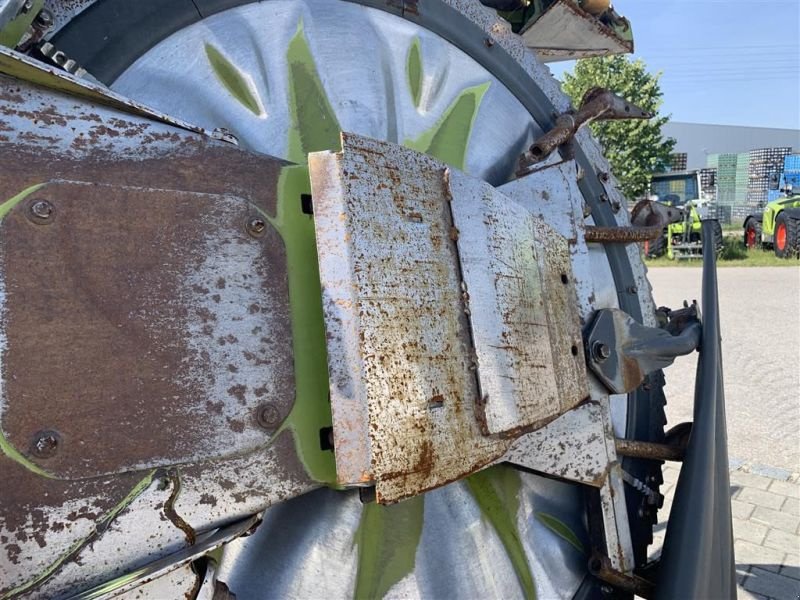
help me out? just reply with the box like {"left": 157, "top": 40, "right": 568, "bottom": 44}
{"left": 255, "top": 404, "right": 280, "bottom": 429}
{"left": 246, "top": 217, "right": 267, "bottom": 237}
{"left": 30, "top": 199, "right": 54, "bottom": 221}
{"left": 598, "top": 171, "right": 610, "bottom": 183}
{"left": 592, "top": 341, "right": 611, "bottom": 362}
{"left": 30, "top": 430, "right": 60, "bottom": 458}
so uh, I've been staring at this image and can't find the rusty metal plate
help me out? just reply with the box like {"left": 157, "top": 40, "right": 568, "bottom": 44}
{"left": 447, "top": 169, "right": 588, "bottom": 436}
{"left": 521, "top": 0, "right": 633, "bottom": 63}
{"left": 309, "top": 133, "right": 590, "bottom": 502}
{"left": 309, "top": 133, "right": 511, "bottom": 502}
{"left": 0, "top": 180, "right": 293, "bottom": 479}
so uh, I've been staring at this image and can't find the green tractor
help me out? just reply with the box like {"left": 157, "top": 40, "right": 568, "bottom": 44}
{"left": 645, "top": 171, "right": 723, "bottom": 259}
{"left": 743, "top": 155, "right": 800, "bottom": 258}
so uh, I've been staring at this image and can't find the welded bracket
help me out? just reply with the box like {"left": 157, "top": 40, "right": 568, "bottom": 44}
{"left": 585, "top": 307, "right": 701, "bottom": 395}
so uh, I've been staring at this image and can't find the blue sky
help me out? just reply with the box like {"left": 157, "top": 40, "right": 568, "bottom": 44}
{"left": 547, "top": 0, "right": 800, "bottom": 130}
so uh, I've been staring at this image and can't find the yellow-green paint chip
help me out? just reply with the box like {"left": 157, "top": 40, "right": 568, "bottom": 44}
{"left": 205, "top": 43, "right": 264, "bottom": 116}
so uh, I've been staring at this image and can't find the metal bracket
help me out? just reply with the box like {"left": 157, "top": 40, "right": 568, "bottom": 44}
{"left": 585, "top": 307, "right": 701, "bottom": 395}
{"left": 518, "top": 87, "right": 651, "bottom": 173}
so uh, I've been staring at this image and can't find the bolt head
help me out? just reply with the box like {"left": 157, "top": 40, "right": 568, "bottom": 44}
{"left": 592, "top": 341, "right": 611, "bottom": 361}
{"left": 30, "top": 199, "right": 54, "bottom": 220}
{"left": 255, "top": 404, "right": 280, "bottom": 429}
{"left": 246, "top": 217, "right": 266, "bottom": 237}
{"left": 30, "top": 430, "right": 60, "bottom": 458}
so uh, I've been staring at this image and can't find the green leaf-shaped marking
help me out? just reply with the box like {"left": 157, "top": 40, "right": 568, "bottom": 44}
{"left": 286, "top": 21, "right": 342, "bottom": 163}
{"left": 404, "top": 82, "right": 490, "bottom": 171}
{"left": 205, "top": 43, "right": 264, "bottom": 116}
{"left": 465, "top": 466, "right": 536, "bottom": 599}
{"left": 535, "top": 512, "right": 585, "bottom": 555}
{"left": 406, "top": 37, "right": 423, "bottom": 109}
{"left": 353, "top": 496, "right": 425, "bottom": 600}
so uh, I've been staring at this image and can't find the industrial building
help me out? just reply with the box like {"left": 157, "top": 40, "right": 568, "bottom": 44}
{"left": 661, "top": 122, "right": 800, "bottom": 223}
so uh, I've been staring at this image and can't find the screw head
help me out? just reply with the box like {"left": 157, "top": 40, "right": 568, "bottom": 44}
{"left": 255, "top": 404, "right": 280, "bottom": 429}
{"left": 592, "top": 341, "right": 611, "bottom": 362}
{"left": 30, "top": 430, "right": 60, "bottom": 458}
{"left": 29, "top": 199, "right": 54, "bottom": 221}
{"left": 246, "top": 217, "right": 266, "bottom": 237}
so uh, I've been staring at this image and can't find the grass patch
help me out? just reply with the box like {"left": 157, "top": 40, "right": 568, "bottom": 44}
{"left": 645, "top": 237, "right": 800, "bottom": 267}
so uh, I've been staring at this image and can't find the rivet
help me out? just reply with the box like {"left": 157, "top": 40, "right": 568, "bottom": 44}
{"left": 29, "top": 199, "right": 54, "bottom": 222}
{"left": 628, "top": 285, "right": 638, "bottom": 294}
{"left": 246, "top": 217, "right": 267, "bottom": 237}
{"left": 598, "top": 171, "right": 610, "bottom": 183}
{"left": 484, "top": 37, "right": 494, "bottom": 48}
{"left": 255, "top": 404, "right": 280, "bottom": 429}
{"left": 599, "top": 193, "right": 608, "bottom": 203}
{"left": 30, "top": 430, "right": 60, "bottom": 458}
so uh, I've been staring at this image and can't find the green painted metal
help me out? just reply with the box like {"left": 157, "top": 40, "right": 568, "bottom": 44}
{"left": 286, "top": 21, "right": 342, "bottom": 164}
{"left": 0, "top": 0, "right": 43, "bottom": 49}
{"left": 406, "top": 37, "right": 423, "bottom": 109}
{"left": 266, "top": 166, "right": 337, "bottom": 485}
{"left": 205, "top": 43, "right": 264, "bottom": 116}
{"left": 353, "top": 496, "right": 425, "bottom": 600}
{"left": 405, "top": 82, "right": 490, "bottom": 171}
{"left": 0, "top": 470, "right": 157, "bottom": 599}
{"left": 465, "top": 466, "right": 537, "bottom": 599}
{"left": 761, "top": 196, "right": 800, "bottom": 237}
{"left": 535, "top": 512, "right": 585, "bottom": 555}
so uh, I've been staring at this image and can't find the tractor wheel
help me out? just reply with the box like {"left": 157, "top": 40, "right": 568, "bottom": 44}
{"left": 744, "top": 219, "right": 762, "bottom": 249}
{"left": 774, "top": 213, "right": 800, "bottom": 258}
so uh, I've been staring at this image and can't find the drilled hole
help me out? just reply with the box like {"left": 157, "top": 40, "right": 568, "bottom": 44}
{"left": 301, "top": 193, "right": 313, "bottom": 215}
{"left": 560, "top": 273, "right": 568, "bottom": 284}
{"left": 571, "top": 345, "right": 579, "bottom": 356}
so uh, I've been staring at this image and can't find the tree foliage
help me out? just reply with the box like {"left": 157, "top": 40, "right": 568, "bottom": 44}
{"left": 562, "top": 56, "right": 675, "bottom": 199}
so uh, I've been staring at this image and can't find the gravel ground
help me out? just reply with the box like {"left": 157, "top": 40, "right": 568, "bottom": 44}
{"left": 646, "top": 267, "right": 800, "bottom": 474}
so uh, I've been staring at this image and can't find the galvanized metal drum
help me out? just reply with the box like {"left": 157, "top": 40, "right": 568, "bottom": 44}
{"left": 0, "top": 0, "right": 668, "bottom": 597}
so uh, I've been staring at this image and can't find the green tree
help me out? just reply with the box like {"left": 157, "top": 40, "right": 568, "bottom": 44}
{"left": 562, "top": 55, "right": 675, "bottom": 200}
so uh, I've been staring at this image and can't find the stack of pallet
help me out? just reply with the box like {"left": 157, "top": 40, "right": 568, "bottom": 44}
{"left": 710, "top": 153, "right": 740, "bottom": 206}
{"left": 669, "top": 152, "right": 688, "bottom": 171}
{"left": 747, "top": 147, "right": 792, "bottom": 208}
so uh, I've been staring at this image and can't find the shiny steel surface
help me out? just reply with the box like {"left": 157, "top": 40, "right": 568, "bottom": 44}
{"left": 112, "top": 0, "right": 538, "bottom": 185}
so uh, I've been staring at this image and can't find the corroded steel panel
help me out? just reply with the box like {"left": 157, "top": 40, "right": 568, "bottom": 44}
{"left": 447, "top": 169, "right": 587, "bottom": 435}
{"left": 0, "top": 181, "right": 293, "bottom": 478}
{"left": 310, "top": 133, "right": 510, "bottom": 503}
{"left": 311, "top": 133, "right": 590, "bottom": 502}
